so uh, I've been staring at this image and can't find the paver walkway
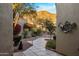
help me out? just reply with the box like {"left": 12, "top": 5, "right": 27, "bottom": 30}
{"left": 14, "top": 36, "right": 62, "bottom": 56}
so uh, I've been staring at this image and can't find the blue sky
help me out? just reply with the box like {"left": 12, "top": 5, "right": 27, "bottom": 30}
{"left": 33, "top": 3, "right": 56, "bottom": 14}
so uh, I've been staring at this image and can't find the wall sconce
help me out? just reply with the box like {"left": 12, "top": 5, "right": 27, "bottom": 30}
{"left": 58, "top": 21, "right": 77, "bottom": 33}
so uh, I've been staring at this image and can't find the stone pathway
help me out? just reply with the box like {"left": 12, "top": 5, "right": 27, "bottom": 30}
{"left": 13, "top": 36, "right": 62, "bottom": 56}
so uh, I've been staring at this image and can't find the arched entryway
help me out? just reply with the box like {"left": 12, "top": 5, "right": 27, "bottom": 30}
{"left": 13, "top": 3, "right": 61, "bottom": 56}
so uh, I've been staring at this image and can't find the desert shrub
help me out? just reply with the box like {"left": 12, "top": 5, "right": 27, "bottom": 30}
{"left": 30, "top": 28, "right": 37, "bottom": 37}
{"left": 36, "top": 29, "right": 42, "bottom": 36}
{"left": 32, "top": 28, "right": 42, "bottom": 37}
{"left": 46, "top": 40, "right": 56, "bottom": 49}
{"left": 23, "top": 29, "right": 29, "bottom": 38}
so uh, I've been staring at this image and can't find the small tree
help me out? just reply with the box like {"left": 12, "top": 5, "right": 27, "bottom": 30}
{"left": 44, "top": 19, "right": 55, "bottom": 40}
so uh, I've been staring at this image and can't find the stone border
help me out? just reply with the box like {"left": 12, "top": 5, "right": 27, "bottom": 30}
{"left": 46, "top": 48, "right": 66, "bottom": 56}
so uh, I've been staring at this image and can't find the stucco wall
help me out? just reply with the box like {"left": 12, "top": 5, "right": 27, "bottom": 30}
{"left": 56, "top": 3, "right": 79, "bottom": 56}
{"left": 0, "top": 4, "right": 13, "bottom": 55}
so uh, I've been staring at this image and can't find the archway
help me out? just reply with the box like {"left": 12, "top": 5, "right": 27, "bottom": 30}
{"left": 13, "top": 3, "right": 59, "bottom": 56}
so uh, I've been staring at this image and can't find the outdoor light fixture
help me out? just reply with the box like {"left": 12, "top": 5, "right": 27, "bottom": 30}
{"left": 58, "top": 21, "right": 77, "bottom": 33}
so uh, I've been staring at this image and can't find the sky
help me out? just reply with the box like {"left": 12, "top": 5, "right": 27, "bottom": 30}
{"left": 33, "top": 3, "right": 56, "bottom": 14}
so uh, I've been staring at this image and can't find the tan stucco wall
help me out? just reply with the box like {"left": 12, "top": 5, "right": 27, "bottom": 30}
{"left": 56, "top": 3, "right": 79, "bottom": 56}
{"left": 0, "top": 4, "right": 13, "bottom": 55}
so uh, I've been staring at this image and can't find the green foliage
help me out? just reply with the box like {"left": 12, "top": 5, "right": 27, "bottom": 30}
{"left": 46, "top": 40, "right": 56, "bottom": 49}
{"left": 13, "top": 3, "right": 37, "bottom": 19}
{"left": 20, "top": 3, "right": 37, "bottom": 17}
{"left": 31, "top": 28, "right": 42, "bottom": 37}
{"left": 44, "top": 20, "right": 55, "bottom": 34}
{"left": 23, "top": 29, "right": 29, "bottom": 38}
{"left": 36, "top": 29, "right": 42, "bottom": 36}
{"left": 31, "top": 28, "right": 37, "bottom": 37}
